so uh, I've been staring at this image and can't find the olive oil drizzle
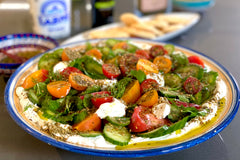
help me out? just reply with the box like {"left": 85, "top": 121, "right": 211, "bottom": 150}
{"left": 116, "top": 107, "right": 224, "bottom": 150}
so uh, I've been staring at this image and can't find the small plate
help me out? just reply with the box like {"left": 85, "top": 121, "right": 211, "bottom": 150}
{"left": 4, "top": 38, "right": 239, "bottom": 157}
{"left": 62, "top": 12, "right": 200, "bottom": 45}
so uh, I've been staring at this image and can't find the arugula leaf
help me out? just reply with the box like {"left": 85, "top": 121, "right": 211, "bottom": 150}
{"left": 110, "top": 77, "right": 133, "bottom": 99}
{"left": 130, "top": 70, "right": 146, "bottom": 83}
{"left": 80, "top": 85, "right": 101, "bottom": 95}
{"left": 73, "top": 109, "right": 89, "bottom": 124}
{"left": 69, "top": 56, "right": 106, "bottom": 79}
{"left": 33, "top": 82, "right": 48, "bottom": 97}
{"left": 83, "top": 94, "right": 93, "bottom": 108}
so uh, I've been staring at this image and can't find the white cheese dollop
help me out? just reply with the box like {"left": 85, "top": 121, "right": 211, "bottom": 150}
{"left": 152, "top": 103, "right": 171, "bottom": 119}
{"left": 96, "top": 98, "right": 126, "bottom": 119}
{"left": 146, "top": 73, "right": 164, "bottom": 87}
{"left": 53, "top": 61, "right": 69, "bottom": 73}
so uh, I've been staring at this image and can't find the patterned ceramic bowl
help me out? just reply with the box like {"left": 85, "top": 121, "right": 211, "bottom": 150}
{"left": 0, "top": 33, "right": 58, "bottom": 76}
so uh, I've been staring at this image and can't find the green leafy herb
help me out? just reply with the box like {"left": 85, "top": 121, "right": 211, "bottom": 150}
{"left": 69, "top": 56, "right": 106, "bottom": 79}
{"left": 130, "top": 70, "right": 146, "bottom": 83}
{"left": 110, "top": 77, "right": 133, "bottom": 99}
{"left": 80, "top": 85, "right": 101, "bottom": 95}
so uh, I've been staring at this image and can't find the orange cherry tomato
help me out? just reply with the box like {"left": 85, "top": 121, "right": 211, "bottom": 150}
{"left": 153, "top": 56, "right": 172, "bottom": 73}
{"left": 61, "top": 48, "right": 70, "bottom": 61}
{"left": 69, "top": 72, "right": 94, "bottom": 91}
{"left": 47, "top": 81, "right": 71, "bottom": 98}
{"left": 112, "top": 41, "right": 128, "bottom": 50}
{"left": 136, "top": 59, "right": 159, "bottom": 75}
{"left": 137, "top": 90, "right": 158, "bottom": 107}
{"left": 121, "top": 80, "right": 141, "bottom": 104}
{"left": 85, "top": 48, "right": 102, "bottom": 59}
{"left": 73, "top": 113, "right": 102, "bottom": 132}
{"left": 22, "top": 69, "right": 48, "bottom": 89}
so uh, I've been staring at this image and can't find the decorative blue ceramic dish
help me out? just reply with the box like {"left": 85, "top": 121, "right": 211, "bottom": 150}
{"left": 0, "top": 33, "right": 58, "bottom": 76}
{"left": 4, "top": 39, "right": 239, "bottom": 157}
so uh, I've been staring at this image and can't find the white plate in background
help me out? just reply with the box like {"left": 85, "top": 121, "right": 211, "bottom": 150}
{"left": 61, "top": 12, "right": 200, "bottom": 45}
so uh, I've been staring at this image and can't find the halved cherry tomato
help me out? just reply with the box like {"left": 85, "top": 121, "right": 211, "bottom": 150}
{"left": 91, "top": 91, "right": 111, "bottom": 96}
{"left": 149, "top": 45, "right": 168, "bottom": 58}
{"left": 85, "top": 48, "right": 102, "bottom": 59}
{"left": 136, "top": 59, "right": 159, "bottom": 75}
{"left": 80, "top": 91, "right": 111, "bottom": 100}
{"left": 153, "top": 56, "right": 172, "bottom": 73}
{"left": 135, "top": 49, "right": 150, "bottom": 60}
{"left": 102, "top": 63, "right": 121, "bottom": 79}
{"left": 121, "top": 80, "right": 141, "bottom": 104}
{"left": 60, "top": 67, "right": 82, "bottom": 79}
{"left": 129, "top": 106, "right": 169, "bottom": 132}
{"left": 170, "top": 100, "right": 201, "bottom": 110}
{"left": 137, "top": 90, "right": 158, "bottom": 107}
{"left": 112, "top": 41, "right": 128, "bottom": 50}
{"left": 47, "top": 81, "right": 71, "bottom": 98}
{"left": 91, "top": 95, "right": 113, "bottom": 108}
{"left": 140, "top": 79, "right": 159, "bottom": 94}
{"left": 119, "top": 54, "right": 139, "bottom": 76}
{"left": 61, "top": 48, "right": 70, "bottom": 61}
{"left": 183, "top": 77, "right": 202, "bottom": 94}
{"left": 188, "top": 55, "right": 204, "bottom": 68}
{"left": 69, "top": 72, "right": 94, "bottom": 91}
{"left": 73, "top": 113, "right": 102, "bottom": 132}
{"left": 22, "top": 69, "right": 48, "bottom": 89}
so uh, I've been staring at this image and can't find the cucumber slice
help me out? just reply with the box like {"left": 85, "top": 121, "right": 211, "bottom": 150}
{"left": 164, "top": 73, "right": 182, "bottom": 88}
{"left": 158, "top": 89, "right": 189, "bottom": 102}
{"left": 103, "top": 123, "right": 131, "bottom": 146}
{"left": 138, "top": 116, "right": 191, "bottom": 138}
{"left": 38, "top": 49, "right": 63, "bottom": 70}
{"left": 164, "top": 44, "right": 175, "bottom": 54}
{"left": 106, "top": 116, "right": 130, "bottom": 127}
{"left": 202, "top": 71, "right": 218, "bottom": 85}
{"left": 79, "top": 131, "right": 102, "bottom": 137}
{"left": 174, "top": 64, "right": 204, "bottom": 80}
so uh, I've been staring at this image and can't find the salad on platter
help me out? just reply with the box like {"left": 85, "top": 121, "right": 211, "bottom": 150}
{"left": 16, "top": 39, "right": 226, "bottom": 149}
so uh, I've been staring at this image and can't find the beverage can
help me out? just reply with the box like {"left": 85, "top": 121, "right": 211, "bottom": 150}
{"left": 29, "top": 0, "right": 71, "bottom": 39}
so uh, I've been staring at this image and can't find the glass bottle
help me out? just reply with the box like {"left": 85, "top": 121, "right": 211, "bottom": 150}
{"left": 29, "top": 0, "right": 71, "bottom": 39}
{"left": 91, "top": 0, "right": 115, "bottom": 28}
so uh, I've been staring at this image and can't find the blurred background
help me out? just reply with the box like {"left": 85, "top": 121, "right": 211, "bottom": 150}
{"left": 0, "top": 0, "right": 215, "bottom": 41}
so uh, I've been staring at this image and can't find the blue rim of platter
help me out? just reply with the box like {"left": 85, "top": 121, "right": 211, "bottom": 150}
{"left": 4, "top": 38, "right": 240, "bottom": 157}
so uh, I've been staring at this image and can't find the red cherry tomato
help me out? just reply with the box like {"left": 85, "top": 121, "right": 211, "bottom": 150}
{"left": 119, "top": 54, "right": 139, "bottom": 76}
{"left": 129, "top": 106, "right": 168, "bottom": 132}
{"left": 102, "top": 63, "right": 121, "bottom": 79}
{"left": 188, "top": 56, "right": 204, "bottom": 68}
{"left": 135, "top": 49, "right": 150, "bottom": 60}
{"left": 140, "top": 79, "right": 159, "bottom": 94}
{"left": 60, "top": 67, "right": 82, "bottom": 79}
{"left": 91, "top": 91, "right": 111, "bottom": 96}
{"left": 183, "top": 77, "right": 202, "bottom": 94}
{"left": 91, "top": 91, "right": 113, "bottom": 108}
{"left": 149, "top": 45, "right": 168, "bottom": 58}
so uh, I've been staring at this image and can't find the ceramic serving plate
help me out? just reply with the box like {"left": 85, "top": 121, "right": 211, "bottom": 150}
{"left": 62, "top": 12, "right": 200, "bottom": 45}
{"left": 4, "top": 38, "right": 239, "bottom": 157}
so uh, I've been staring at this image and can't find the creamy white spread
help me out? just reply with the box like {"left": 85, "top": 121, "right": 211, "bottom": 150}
{"left": 16, "top": 41, "right": 227, "bottom": 148}
{"left": 16, "top": 75, "right": 226, "bottom": 148}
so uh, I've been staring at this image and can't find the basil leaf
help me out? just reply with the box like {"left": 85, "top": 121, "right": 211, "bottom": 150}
{"left": 130, "top": 70, "right": 146, "bottom": 83}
